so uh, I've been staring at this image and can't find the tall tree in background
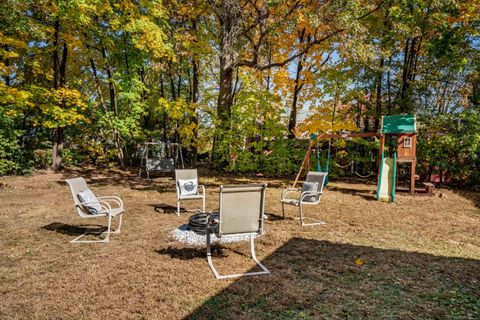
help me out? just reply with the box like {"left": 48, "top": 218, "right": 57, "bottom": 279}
{"left": 0, "top": 0, "right": 479, "bottom": 179}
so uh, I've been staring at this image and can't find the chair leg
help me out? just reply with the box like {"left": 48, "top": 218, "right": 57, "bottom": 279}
{"left": 206, "top": 234, "right": 271, "bottom": 280}
{"left": 104, "top": 214, "right": 112, "bottom": 241}
{"left": 202, "top": 195, "right": 206, "bottom": 213}
{"left": 296, "top": 204, "right": 326, "bottom": 227}
{"left": 299, "top": 204, "right": 304, "bottom": 225}
{"left": 281, "top": 202, "right": 285, "bottom": 219}
{"left": 206, "top": 231, "right": 221, "bottom": 279}
{"left": 111, "top": 213, "right": 123, "bottom": 234}
{"left": 249, "top": 236, "right": 270, "bottom": 275}
{"left": 177, "top": 200, "right": 181, "bottom": 216}
{"left": 70, "top": 215, "right": 112, "bottom": 244}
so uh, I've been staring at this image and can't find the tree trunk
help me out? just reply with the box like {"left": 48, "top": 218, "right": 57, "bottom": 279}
{"left": 217, "top": 64, "right": 233, "bottom": 126}
{"left": 89, "top": 58, "right": 106, "bottom": 111}
{"left": 4, "top": 45, "right": 10, "bottom": 86}
{"left": 213, "top": 62, "right": 234, "bottom": 164}
{"left": 177, "top": 74, "right": 181, "bottom": 100}
{"left": 471, "top": 78, "right": 480, "bottom": 106}
{"left": 288, "top": 29, "right": 306, "bottom": 139}
{"left": 288, "top": 57, "right": 304, "bottom": 138}
{"left": 386, "top": 55, "right": 392, "bottom": 114}
{"left": 356, "top": 101, "right": 362, "bottom": 128}
{"left": 89, "top": 57, "right": 108, "bottom": 145}
{"left": 191, "top": 50, "right": 199, "bottom": 167}
{"left": 400, "top": 37, "right": 421, "bottom": 113}
{"left": 52, "top": 127, "right": 64, "bottom": 170}
{"left": 101, "top": 46, "right": 124, "bottom": 167}
{"left": 51, "top": 19, "right": 67, "bottom": 171}
{"left": 52, "top": 19, "right": 59, "bottom": 90}
{"left": 212, "top": 2, "right": 241, "bottom": 165}
{"left": 160, "top": 75, "right": 168, "bottom": 143}
{"left": 374, "top": 57, "right": 384, "bottom": 131}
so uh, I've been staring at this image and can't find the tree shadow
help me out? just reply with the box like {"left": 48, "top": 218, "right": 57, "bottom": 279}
{"left": 58, "top": 169, "right": 287, "bottom": 193}
{"left": 453, "top": 189, "right": 480, "bottom": 209}
{"left": 264, "top": 212, "right": 289, "bottom": 221}
{"left": 149, "top": 203, "right": 181, "bottom": 214}
{"left": 59, "top": 167, "right": 172, "bottom": 188}
{"left": 186, "top": 237, "right": 480, "bottom": 319}
{"left": 42, "top": 222, "right": 107, "bottom": 236}
{"left": 155, "top": 246, "right": 228, "bottom": 260}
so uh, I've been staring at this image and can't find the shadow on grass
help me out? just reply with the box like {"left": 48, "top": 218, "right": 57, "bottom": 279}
{"left": 58, "top": 168, "right": 287, "bottom": 193}
{"left": 42, "top": 222, "right": 107, "bottom": 236}
{"left": 453, "top": 189, "right": 480, "bottom": 209}
{"left": 155, "top": 246, "right": 229, "bottom": 260}
{"left": 186, "top": 237, "right": 480, "bottom": 319}
{"left": 149, "top": 204, "right": 207, "bottom": 215}
{"left": 264, "top": 212, "right": 288, "bottom": 221}
{"left": 149, "top": 203, "right": 179, "bottom": 214}
{"left": 155, "top": 247, "right": 206, "bottom": 260}
{"left": 58, "top": 168, "right": 174, "bottom": 193}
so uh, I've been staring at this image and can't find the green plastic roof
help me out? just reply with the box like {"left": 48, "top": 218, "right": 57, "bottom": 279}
{"left": 381, "top": 114, "right": 416, "bottom": 134}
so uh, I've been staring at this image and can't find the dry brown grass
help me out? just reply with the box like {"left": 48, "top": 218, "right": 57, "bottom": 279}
{"left": 0, "top": 169, "right": 479, "bottom": 319}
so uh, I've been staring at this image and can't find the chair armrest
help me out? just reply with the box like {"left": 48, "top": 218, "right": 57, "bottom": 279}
{"left": 176, "top": 183, "right": 180, "bottom": 199}
{"left": 198, "top": 185, "right": 205, "bottom": 196}
{"left": 75, "top": 200, "right": 112, "bottom": 215}
{"left": 281, "top": 188, "right": 300, "bottom": 200}
{"left": 96, "top": 196, "right": 123, "bottom": 208}
{"left": 299, "top": 191, "right": 322, "bottom": 204}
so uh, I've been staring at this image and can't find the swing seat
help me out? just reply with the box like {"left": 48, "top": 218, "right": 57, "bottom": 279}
{"left": 147, "top": 158, "right": 174, "bottom": 172}
{"left": 139, "top": 142, "right": 184, "bottom": 178}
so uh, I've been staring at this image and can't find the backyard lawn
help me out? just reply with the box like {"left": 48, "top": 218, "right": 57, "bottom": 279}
{"left": 1, "top": 169, "right": 479, "bottom": 319}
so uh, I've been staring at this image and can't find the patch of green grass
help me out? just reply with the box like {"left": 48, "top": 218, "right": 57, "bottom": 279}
{"left": 241, "top": 296, "right": 268, "bottom": 313}
{"left": 189, "top": 296, "right": 230, "bottom": 320}
{"left": 421, "top": 287, "right": 480, "bottom": 320}
{"left": 273, "top": 308, "right": 313, "bottom": 320}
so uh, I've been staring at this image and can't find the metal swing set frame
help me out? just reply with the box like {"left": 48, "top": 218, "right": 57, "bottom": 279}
{"left": 139, "top": 142, "right": 184, "bottom": 178}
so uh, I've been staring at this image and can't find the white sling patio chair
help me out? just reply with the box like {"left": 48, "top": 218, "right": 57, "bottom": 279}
{"left": 280, "top": 171, "right": 327, "bottom": 226}
{"left": 175, "top": 169, "right": 205, "bottom": 215}
{"left": 65, "top": 177, "right": 124, "bottom": 243}
{"left": 206, "top": 184, "right": 270, "bottom": 280}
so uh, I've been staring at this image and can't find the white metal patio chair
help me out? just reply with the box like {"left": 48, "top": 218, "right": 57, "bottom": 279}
{"left": 175, "top": 169, "right": 205, "bottom": 215}
{"left": 65, "top": 177, "right": 124, "bottom": 243}
{"left": 206, "top": 184, "right": 270, "bottom": 280}
{"left": 280, "top": 171, "right": 327, "bottom": 226}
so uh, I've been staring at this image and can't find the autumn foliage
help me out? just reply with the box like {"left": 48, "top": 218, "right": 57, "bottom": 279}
{"left": 0, "top": 0, "right": 479, "bottom": 181}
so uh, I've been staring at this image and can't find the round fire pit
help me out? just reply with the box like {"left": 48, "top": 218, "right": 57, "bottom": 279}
{"left": 170, "top": 212, "right": 254, "bottom": 246}
{"left": 188, "top": 212, "right": 219, "bottom": 235}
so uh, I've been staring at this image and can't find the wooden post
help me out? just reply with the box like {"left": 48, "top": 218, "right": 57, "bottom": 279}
{"left": 410, "top": 161, "right": 416, "bottom": 194}
{"left": 304, "top": 147, "right": 311, "bottom": 171}
{"left": 378, "top": 134, "right": 385, "bottom": 178}
{"left": 293, "top": 140, "right": 313, "bottom": 188}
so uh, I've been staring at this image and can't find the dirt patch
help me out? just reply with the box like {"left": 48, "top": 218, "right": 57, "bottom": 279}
{"left": 0, "top": 170, "right": 479, "bottom": 319}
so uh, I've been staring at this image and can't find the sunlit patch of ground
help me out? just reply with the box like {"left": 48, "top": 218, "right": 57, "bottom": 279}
{"left": 0, "top": 169, "right": 479, "bottom": 319}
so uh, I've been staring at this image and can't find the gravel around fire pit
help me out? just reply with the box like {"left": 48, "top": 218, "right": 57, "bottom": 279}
{"left": 171, "top": 224, "right": 254, "bottom": 246}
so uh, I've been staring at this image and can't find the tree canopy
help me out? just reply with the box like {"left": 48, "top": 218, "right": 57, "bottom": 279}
{"left": 0, "top": 0, "right": 479, "bottom": 183}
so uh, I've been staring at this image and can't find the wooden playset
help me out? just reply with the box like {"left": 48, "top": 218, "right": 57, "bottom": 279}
{"left": 294, "top": 114, "right": 425, "bottom": 202}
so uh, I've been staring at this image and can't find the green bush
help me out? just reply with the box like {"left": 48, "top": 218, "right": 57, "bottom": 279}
{"left": 417, "top": 109, "right": 480, "bottom": 185}
{"left": 0, "top": 116, "right": 30, "bottom": 175}
{"left": 33, "top": 149, "right": 52, "bottom": 169}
